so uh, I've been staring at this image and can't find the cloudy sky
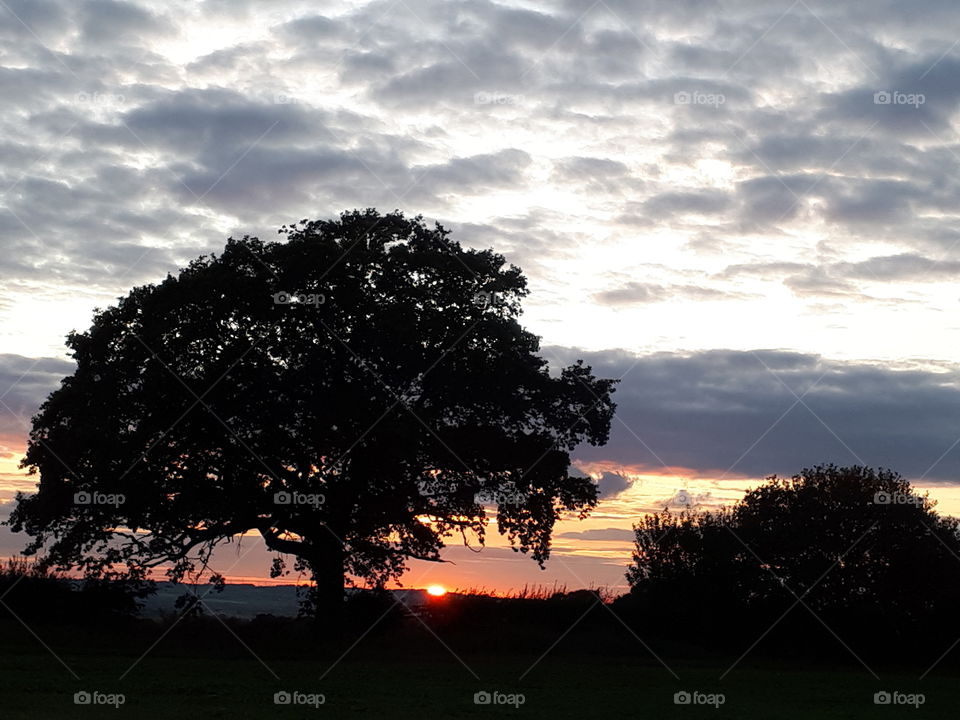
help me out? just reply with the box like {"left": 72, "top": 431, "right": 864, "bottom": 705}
{"left": 3, "top": 0, "right": 960, "bottom": 593}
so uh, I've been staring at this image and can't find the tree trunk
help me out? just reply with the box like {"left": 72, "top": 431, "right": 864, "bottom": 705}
{"left": 307, "top": 535, "right": 346, "bottom": 629}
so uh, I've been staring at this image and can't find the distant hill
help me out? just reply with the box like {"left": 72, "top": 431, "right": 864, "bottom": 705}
{"left": 140, "top": 583, "right": 431, "bottom": 619}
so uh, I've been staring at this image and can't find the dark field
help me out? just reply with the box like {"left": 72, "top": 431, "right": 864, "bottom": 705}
{"left": 1, "top": 608, "right": 956, "bottom": 719}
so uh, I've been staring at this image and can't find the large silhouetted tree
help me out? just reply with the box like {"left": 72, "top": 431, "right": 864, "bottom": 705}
{"left": 621, "top": 465, "right": 960, "bottom": 653}
{"left": 9, "top": 209, "right": 616, "bottom": 619}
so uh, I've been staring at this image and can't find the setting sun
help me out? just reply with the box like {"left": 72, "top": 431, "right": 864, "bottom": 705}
{"left": 426, "top": 585, "right": 447, "bottom": 597}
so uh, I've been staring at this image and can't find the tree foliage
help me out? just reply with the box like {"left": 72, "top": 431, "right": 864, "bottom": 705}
{"left": 623, "top": 465, "right": 960, "bottom": 653}
{"left": 9, "top": 209, "right": 617, "bottom": 616}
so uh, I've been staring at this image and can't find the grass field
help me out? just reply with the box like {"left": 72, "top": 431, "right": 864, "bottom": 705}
{"left": 1, "top": 618, "right": 956, "bottom": 718}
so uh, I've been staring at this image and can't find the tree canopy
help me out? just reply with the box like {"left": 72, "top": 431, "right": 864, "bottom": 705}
{"left": 622, "top": 465, "right": 960, "bottom": 654}
{"left": 9, "top": 209, "right": 617, "bottom": 616}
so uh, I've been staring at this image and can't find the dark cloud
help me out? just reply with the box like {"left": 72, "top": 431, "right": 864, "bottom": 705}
{"left": 735, "top": 175, "right": 811, "bottom": 226}
{"left": 553, "top": 156, "right": 629, "bottom": 180}
{"left": 823, "top": 178, "right": 923, "bottom": 226}
{"left": 0, "top": 0, "right": 73, "bottom": 42}
{"left": 644, "top": 189, "right": 731, "bottom": 216}
{"left": 718, "top": 261, "right": 810, "bottom": 280}
{"left": 837, "top": 254, "right": 960, "bottom": 281}
{"left": 467, "top": 2, "right": 581, "bottom": 51}
{"left": 412, "top": 149, "right": 533, "bottom": 198}
{"left": 556, "top": 528, "right": 636, "bottom": 541}
{"left": 6, "top": 339, "right": 960, "bottom": 534}
{"left": 2, "top": 0, "right": 960, "bottom": 442}
{"left": 0, "top": 354, "right": 74, "bottom": 456}
{"left": 782, "top": 267, "right": 861, "bottom": 299}
{"left": 596, "top": 471, "right": 632, "bottom": 499}
{"left": 594, "top": 281, "right": 750, "bottom": 305}
{"left": 720, "top": 253, "right": 960, "bottom": 298}
{"left": 551, "top": 156, "right": 639, "bottom": 195}
{"left": 79, "top": 0, "right": 174, "bottom": 45}
{"left": 827, "top": 57, "right": 960, "bottom": 136}
{"left": 117, "top": 88, "right": 322, "bottom": 154}
{"left": 276, "top": 14, "right": 340, "bottom": 41}
{"left": 549, "top": 346, "right": 960, "bottom": 483}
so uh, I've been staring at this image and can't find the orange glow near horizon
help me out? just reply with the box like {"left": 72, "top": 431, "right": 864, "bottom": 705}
{"left": 9, "top": 447, "right": 960, "bottom": 595}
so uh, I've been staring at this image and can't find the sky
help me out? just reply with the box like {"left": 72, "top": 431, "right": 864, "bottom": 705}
{"left": 3, "top": 0, "right": 960, "bottom": 594}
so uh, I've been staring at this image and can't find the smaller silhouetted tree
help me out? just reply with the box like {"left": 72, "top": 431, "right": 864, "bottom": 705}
{"left": 621, "top": 465, "right": 960, "bottom": 657}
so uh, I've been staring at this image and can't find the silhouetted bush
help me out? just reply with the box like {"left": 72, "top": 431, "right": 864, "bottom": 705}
{"left": 0, "top": 557, "right": 152, "bottom": 623}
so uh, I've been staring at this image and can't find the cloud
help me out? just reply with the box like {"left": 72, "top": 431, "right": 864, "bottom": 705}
{"left": 823, "top": 178, "right": 923, "bottom": 226}
{"left": 10, "top": 343, "right": 960, "bottom": 495}
{"left": 551, "top": 156, "right": 636, "bottom": 194}
{"left": 413, "top": 149, "right": 533, "bottom": 197}
{"left": 826, "top": 56, "right": 960, "bottom": 137}
{"left": 593, "top": 281, "right": 751, "bottom": 305}
{"left": 720, "top": 253, "right": 960, "bottom": 298}
{"left": 2, "top": 0, "right": 960, "bottom": 494}
{"left": 0, "top": 354, "right": 74, "bottom": 458}
{"left": 79, "top": 0, "right": 174, "bottom": 45}
{"left": 782, "top": 267, "right": 861, "bottom": 299}
{"left": 644, "top": 189, "right": 731, "bottom": 217}
{"left": 595, "top": 471, "right": 632, "bottom": 499}
{"left": 836, "top": 253, "right": 960, "bottom": 281}
{"left": 556, "top": 527, "right": 636, "bottom": 541}
{"left": 548, "top": 346, "right": 960, "bottom": 483}
{"left": 1, "top": 0, "right": 959, "bottom": 318}
{"left": 735, "top": 175, "right": 811, "bottom": 226}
